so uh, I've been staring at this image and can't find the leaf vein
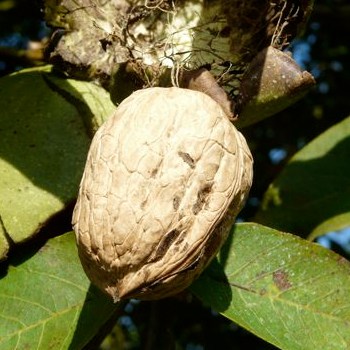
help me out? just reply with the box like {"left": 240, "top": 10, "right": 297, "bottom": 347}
{"left": 0, "top": 294, "right": 54, "bottom": 315}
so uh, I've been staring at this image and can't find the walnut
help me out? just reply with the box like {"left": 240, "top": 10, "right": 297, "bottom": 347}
{"left": 72, "top": 87, "right": 253, "bottom": 301}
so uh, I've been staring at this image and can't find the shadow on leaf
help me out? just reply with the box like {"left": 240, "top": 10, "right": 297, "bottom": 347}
{"left": 68, "top": 283, "right": 124, "bottom": 350}
{"left": 255, "top": 134, "right": 350, "bottom": 236}
{"left": 0, "top": 66, "right": 115, "bottom": 256}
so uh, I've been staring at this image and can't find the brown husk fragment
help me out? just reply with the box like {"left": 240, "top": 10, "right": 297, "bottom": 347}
{"left": 235, "top": 46, "right": 316, "bottom": 128}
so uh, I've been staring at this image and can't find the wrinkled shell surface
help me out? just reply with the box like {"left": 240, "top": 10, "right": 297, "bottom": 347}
{"left": 72, "top": 87, "right": 253, "bottom": 301}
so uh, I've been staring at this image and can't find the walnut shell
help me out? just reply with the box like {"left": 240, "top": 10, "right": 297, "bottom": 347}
{"left": 72, "top": 87, "right": 253, "bottom": 302}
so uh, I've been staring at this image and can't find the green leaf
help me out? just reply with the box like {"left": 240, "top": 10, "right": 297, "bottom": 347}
{"left": 44, "top": 73, "right": 115, "bottom": 135}
{"left": 254, "top": 116, "right": 350, "bottom": 236}
{"left": 191, "top": 223, "right": 350, "bottom": 350}
{"left": 309, "top": 213, "right": 350, "bottom": 241}
{"left": 0, "top": 232, "right": 120, "bottom": 349}
{"left": 0, "top": 66, "right": 115, "bottom": 258}
{"left": 0, "top": 221, "right": 9, "bottom": 261}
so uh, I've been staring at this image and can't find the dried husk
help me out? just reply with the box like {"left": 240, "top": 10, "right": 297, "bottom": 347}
{"left": 72, "top": 87, "right": 253, "bottom": 301}
{"left": 45, "top": 0, "right": 314, "bottom": 93}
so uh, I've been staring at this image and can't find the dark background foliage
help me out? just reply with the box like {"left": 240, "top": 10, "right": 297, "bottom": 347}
{"left": 0, "top": 0, "right": 349, "bottom": 349}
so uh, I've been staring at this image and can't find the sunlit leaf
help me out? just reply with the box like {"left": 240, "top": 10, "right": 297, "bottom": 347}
{"left": 0, "top": 232, "right": 120, "bottom": 349}
{"left": 191, "top": 223, "right": 350, "bottom": 350}
{"left": 254, "top": 116, "right": 350, "bottom": 236}
{"left": 0, "top": 224, "right": 8, "bottom": 261}
{"left": 0, "top": 66, "right": 115, "bottom": 258}
{"left": 44, "top": 73, "right": 115, "bottom": 135}
{"left": 309, "top": 213, "right": 350, "bottom": 241}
